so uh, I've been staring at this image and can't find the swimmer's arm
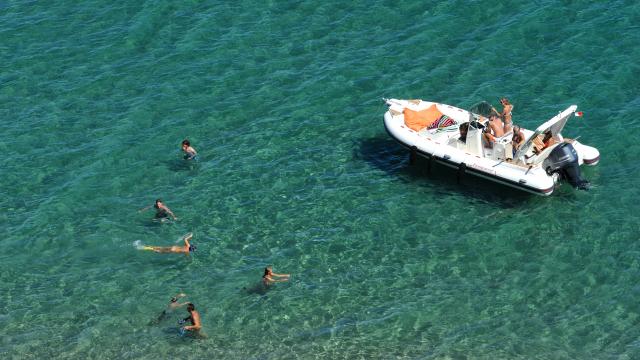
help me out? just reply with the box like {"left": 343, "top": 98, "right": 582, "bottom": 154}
{"left": 162, "top": 205, "right": 178, "bottom": 220}
{"left": 185, "top": 313, "right": 202, "bottom": 331}
{"left": 183, "top": 237, "right": 191, "bottom": 252}
{"left": 271, "top": 272, "right": 290, "bottom": 278}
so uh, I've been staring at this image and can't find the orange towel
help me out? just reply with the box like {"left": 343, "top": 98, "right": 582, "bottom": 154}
{"left": 403, "top": 104, "right": 444, "bottom": 131}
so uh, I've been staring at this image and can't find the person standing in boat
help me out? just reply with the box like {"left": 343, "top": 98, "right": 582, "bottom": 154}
{"left": 500, "top": 98, "right": 514, "bottom": 133}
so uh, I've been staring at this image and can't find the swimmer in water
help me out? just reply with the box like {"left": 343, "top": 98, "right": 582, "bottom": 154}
{"left": 181, "top": 139, "right": 197, "bottom": 160}
{"left": 156, "top": 293, "right": 188, "bottom": 322}
{"left": 262, "top": 266, "right": 290, "bottom": 287}
{"left": 180, "top": 303, "right": 202, "bottom": 333}
{"left": 139, "top": 199, "right": 178, "bottom": 221}
{"left": 141, "top": 233, "right": 195, "bottom": 254}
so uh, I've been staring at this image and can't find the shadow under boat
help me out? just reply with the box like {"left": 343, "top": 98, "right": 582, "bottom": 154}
{"left": 354, "top": 136, "right": 534, "bottom": 205}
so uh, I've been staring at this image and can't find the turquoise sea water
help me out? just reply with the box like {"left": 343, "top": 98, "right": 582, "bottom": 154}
{"left": 1, "top": 0, "right": 640, "bottom": 358}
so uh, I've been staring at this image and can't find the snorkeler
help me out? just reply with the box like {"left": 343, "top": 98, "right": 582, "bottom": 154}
{"left": 139, "top": 199, "right": 178, "bottom": 221}
{"left": 179, "top": 303, "right": 202, "bottom": 333}
{"left": 262, "top": 266, "right": 290, "bottom": 286}
{"left": 140, "top": 232, "right": 196, "bottom": 254}
{"left": 181, "top": 139, "right": 197, "bottom": 160}
{"left": 156, "top": 293, "right": 188, "bottom": 322}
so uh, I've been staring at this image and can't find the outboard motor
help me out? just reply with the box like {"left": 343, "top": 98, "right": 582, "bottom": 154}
{"left": 543, "top": 142, "right": 590, "bottom": 190}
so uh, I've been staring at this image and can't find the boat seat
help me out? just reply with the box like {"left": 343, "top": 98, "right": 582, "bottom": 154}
{"left": 527, "top": 143, "right": 560, "bottom": 165}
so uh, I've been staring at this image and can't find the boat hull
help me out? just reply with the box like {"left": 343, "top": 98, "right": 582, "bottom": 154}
{"left": 381, "top": 99, "right": 599, "bottom": 196}
{"left": 383, "top": 112, "right": 556, "bottom": 196}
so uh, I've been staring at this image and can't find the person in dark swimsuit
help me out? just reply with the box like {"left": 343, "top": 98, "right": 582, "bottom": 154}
{"left": 139, "top": 199, "right": 178, "bottom": 220}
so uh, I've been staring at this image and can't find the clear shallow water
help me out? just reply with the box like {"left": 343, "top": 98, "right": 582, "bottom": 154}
{"left": 1, "top": 1, "right": 640, "bottom": 358}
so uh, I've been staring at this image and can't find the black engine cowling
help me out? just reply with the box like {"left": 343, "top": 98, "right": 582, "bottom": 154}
{"left": 542, "top": 143, "right": 590, "bottom": 190}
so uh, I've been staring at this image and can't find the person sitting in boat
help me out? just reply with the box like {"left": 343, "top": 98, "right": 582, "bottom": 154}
{"left": 500, "top": 98, "right": 514, "bottom": 133}
{"left": 458, "top": 122, "right": 469, "bottom": 143}
{"left": 482, "top": 115, "right": 504, "bottom": 148}
{"left": 533, "top": 131, "right": 558, "bottom": 154}
{"left": 511, "top": 125, "right": 525, "bottom": 156}
{"left": 488, "top": 114, "right": 505, "bottom": 138}
{"left": 482, "top": 126, "right": 495, "bottom": 148}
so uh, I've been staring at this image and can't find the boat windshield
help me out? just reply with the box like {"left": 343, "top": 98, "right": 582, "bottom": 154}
{"left": 468, "top": 101, "right": 498, "bottom": 118}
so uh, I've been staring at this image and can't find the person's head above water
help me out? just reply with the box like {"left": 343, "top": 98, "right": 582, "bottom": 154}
{"left": 154, "top": 199, "right": 163, "bottom": 208}
{"left": 263, "top": 266, "right": 272, "bottom": 277}
{"left": 171, "top": 297, "right": 178, "bottom": 303}
{"left": 182, "top": 139, "right": 190, "bottom": 148}
{"left": 187, "top": 303, "right": 195, "bottom": 312}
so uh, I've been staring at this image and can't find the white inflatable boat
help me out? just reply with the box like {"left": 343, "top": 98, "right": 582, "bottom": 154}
{"left": 383, "top": 99, "right": 600, "bottom": 196}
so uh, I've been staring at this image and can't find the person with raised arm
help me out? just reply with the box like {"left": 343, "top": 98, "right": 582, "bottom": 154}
{"left": 139, "top": 199, "right": 178, "bottom": 221}
{"left": 139, "top": 233, "right": 196, "bottom": 254}
{"left": 500, "top": 97, "right": 514, "bottom": 133}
